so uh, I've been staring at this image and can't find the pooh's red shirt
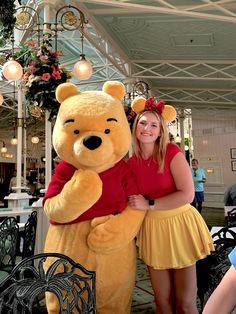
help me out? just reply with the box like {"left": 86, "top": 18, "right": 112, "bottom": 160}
{"left": 43, "top": 160, "right": 139, "bottom": 224}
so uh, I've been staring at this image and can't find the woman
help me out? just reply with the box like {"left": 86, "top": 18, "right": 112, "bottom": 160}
{"left": 127, "top": 96, "right": 214, "bottom": 314}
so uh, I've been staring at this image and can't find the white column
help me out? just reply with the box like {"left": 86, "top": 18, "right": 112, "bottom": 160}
{"left": 5, "top": 82, "right": 31, "bottom": 208}
{"left": 16, "top": 80, "right": 23, "bottom": 192}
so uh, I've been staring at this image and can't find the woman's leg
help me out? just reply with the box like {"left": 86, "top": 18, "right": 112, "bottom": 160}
{"left": 148, "top": 266, "right": 174, "bottom": 314}
{"left": 173, "top": 264, "right": 198, "bottom": 314}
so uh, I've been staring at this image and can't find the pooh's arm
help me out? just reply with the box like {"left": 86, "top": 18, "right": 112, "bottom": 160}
{"left": 87, "top": 207, "right": 146, "bottom": 254}
{"left": 44, "top": 169, "right": 102, "bottom": 223}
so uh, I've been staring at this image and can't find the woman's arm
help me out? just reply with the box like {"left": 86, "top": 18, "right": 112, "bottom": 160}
{"left": 128, "top": 152, "right": 194, "bottom": 210}
{"left": 203, "top": 266, "right": 236, "bottom": 314}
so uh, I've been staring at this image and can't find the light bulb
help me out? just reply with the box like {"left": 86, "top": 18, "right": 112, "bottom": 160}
{"left": 0, "top": 94, "right": 3, "bottom": 106}
{"left": 10, "top": 137, "right": 18, "bottom": 145}
{"left": 72, "top": 55, "right": 93, "bottom": 80}
{"left": 31, "top": 136, "right": 39, "bottom": 144}
{"left": 185, "top": 145, "right": 189, "bottom": 151}
{"left": 2, "top": 60, "right": 23, "bottom": 81}
{"left": 175, "top": 134, "right": 182, "bottom": 144}
{"left": 1, "top": 146, "right": 7, "bottom": 153}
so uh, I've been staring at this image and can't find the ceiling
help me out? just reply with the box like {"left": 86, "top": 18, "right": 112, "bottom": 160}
{"left": 1, "top": 0, "right": 236, "bottom": 135}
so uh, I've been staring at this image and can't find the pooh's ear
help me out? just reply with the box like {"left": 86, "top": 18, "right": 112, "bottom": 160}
{"left": 131, "top": 97, "right": 146, "bottom": 113}
{"left": 102, "top": 81, "right": 126, "bottom": 101}
{"left": 56, "top": 83, "right": 79, "bottom": 103}
{"left": 162, "top": 105, "right": 177, "bottom": 123}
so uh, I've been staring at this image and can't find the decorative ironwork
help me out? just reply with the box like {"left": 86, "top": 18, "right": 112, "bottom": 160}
{"left": 0, "top": 217, "right": 19, "bottom": 272}
{"left": 18, "top": 211, "right": 37, "bottom": 259}
{"left": 0, "top": 252, "right": 96, "bottom": 313}
{"left": 196, "top": 226, "right": 236, "bottom": 311}
{"left": 15, "top": 6, "right": 40, "bottom": 46}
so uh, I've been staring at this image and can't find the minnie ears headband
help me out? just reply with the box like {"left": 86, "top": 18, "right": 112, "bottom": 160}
{"left": 131, "top": 96, "right": 176, "bottom": 123}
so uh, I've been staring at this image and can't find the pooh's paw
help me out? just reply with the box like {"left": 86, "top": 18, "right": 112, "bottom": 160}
{"left": 90, "top": 215, "right": 112, "bottom": 228}
{"left": 87, "top": 219, "right": 126, "bottom": 254}
{"left": 87, "top": 225, "right": 117, "bottom": 254}
{"left": 66, "top": 169, "right": 102, "bottom": 201}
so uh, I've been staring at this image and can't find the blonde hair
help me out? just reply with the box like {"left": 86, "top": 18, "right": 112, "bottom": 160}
{"left": 132, "top": 110, "right": 169, "bottom": 172}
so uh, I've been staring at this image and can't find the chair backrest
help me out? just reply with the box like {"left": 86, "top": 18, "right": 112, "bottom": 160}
{"left": 0, "top": 252, "right": 96, "bottom": 314}
{"left": 0, "top": 217, "right": 19, "bottom": 272}
{"left": 227, "top": 207, "right": 236, "bottom": 226}
{"left": 22, "top": 210, "right": 38, "bottom": 259}
{"left": 197, "top": 226, "right": 236, "bottom": 310}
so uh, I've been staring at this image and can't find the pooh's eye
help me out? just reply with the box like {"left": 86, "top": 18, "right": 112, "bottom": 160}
{"left": 74, "top": 129, "right": 80, "bottom": 135}
{"left": 104, "top": 129, "right": 110, "bottom": 134}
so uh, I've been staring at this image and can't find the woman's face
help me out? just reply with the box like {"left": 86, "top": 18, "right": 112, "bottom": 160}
{"left": 136, "top": 111, "right": 161, "bottom": 144}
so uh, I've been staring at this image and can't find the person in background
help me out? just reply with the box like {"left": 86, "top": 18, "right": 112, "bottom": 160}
{"left": 9, "top": 169, "right": 24, "bottom": 192}
{"left": 203, "top": 247, "right": 236, "bottom": 314}
{"left": 191, "top": 158, "right": 206, "bottom": 213}
{"left": 224, "top": 183, "right": 236, "bottom": 206}
{"left": 127, "top": 96, "right": 214, "bottom": 314}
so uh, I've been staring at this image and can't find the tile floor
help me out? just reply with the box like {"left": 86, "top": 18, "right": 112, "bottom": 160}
{"left": 131, "top": 258, "right": 155, "bottom": 313}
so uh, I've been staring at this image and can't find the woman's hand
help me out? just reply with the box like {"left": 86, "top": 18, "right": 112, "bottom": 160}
{"left": 128, "top": 194, "right": 149, "bottom": 210}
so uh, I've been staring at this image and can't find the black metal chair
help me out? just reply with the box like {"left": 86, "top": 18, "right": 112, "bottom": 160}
{"left": 0, "top": 216, "right": 19, "bottom": 277}
{"left": 197, "top": 226, "right": 236, "bottom": 311}
{"left": 227, "top": 207, "right": 236, "bottom": 227}
{"left": 0, "top": 252, "right": 96, "bottom": 314}
{"left": 17, "top": 210, "right": 38, "bottom": 259}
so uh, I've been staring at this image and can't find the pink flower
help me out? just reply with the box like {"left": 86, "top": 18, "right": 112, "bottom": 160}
{"left": 40, "top": 55, "right": 48, "bottom": 62}
{"left": 26, "top": 40, "right": 36, "bottom": 48}
{"left": 32, "top": 61, "right": 37, "bottom": 66}
{"left": 52, "top": 71, "right": 61, "bottom": 80}
{"left": 31, "top": 67, "right": 37, "bottom": 74}
{"left": 37, "top": 49, "right": 42, "bottom": 56}
{"left": 42, "top": 73, "right": 51, "bottom": 81}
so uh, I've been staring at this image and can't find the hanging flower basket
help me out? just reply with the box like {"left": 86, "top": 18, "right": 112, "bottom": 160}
{"left": 15, "top": 36, "right": 71, "bottom": 120}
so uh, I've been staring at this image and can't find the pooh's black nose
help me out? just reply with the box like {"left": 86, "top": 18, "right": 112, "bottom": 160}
{"left": 83, "top": 136, "right": 102, "bottom": 150}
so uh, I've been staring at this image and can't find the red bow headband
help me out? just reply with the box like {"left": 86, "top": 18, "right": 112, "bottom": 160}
{"left": 131, "top": 96, "right": 176, "bottom": 123}
{"left": 145, "top": 97, "right": 165, "bottom": 114}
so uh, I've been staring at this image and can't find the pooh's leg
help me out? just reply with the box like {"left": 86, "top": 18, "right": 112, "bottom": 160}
{"left": 44, "top": 223, "right": 137, "bottom": 314}
{"left": 96, "top": 241, "right": 137, "bottom": 314}
{"left": 45, "top": 292, "right": 60, "bottom": 314}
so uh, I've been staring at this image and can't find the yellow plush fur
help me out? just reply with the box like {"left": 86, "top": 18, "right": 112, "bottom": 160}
{"left": 44, "top": 81, "right": 146, "bottom": 313}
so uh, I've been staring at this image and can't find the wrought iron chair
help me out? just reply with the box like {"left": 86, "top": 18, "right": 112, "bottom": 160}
{"left": 0, "top": 216, "right": 19, "bottom": 277}
{"left": 17, "top": 210, "right": 38, "bottom": 259}
{"left": 227, "top": 207, "right": 236, "bottom": 227}
{"left": 0, "top": 252, "right": 96, "bottom": 314}
{"left": 197, "top": 226, "right": 236, "bottom": 311}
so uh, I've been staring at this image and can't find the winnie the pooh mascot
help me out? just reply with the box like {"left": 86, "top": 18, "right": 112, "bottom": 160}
{"left": 43, "top": 81, "right": 146, "bottom": 314}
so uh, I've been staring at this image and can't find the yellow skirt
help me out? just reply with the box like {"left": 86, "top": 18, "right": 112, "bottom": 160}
{"left": 136, "top": 204, "right": 214, "bottom": 269}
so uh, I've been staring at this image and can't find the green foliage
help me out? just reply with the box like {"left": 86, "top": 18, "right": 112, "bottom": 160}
{"left": 0, "top": 0, "right": 16, "bottom": 47}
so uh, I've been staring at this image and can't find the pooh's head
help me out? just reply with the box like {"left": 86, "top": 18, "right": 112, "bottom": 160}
{"left": 53, "top": 81, "right": 131, "bottom": 173}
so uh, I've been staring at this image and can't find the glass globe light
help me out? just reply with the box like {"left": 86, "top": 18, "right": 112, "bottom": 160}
{"left": 0, "top": 93, "right": 3, "bottom": 106}
{"left": 1, "top": 146, "right": 7, "bottom": 153}
{"left": 2, "top": 59, "right": 23, "bottom": 81}
{"left": 31, "top": 136, "right": 39, "bottom": 144}
{"left": 185, "top": 145, "right": 189, "bottom": 151}
{"left": 10, "top": 137, "right": 18, "bottom": 145}
{"left": 72, "top": 54, "right": 93, "bottom": 80}
{"left": 174, "top": 134, "right": 182, "bottom": 144}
